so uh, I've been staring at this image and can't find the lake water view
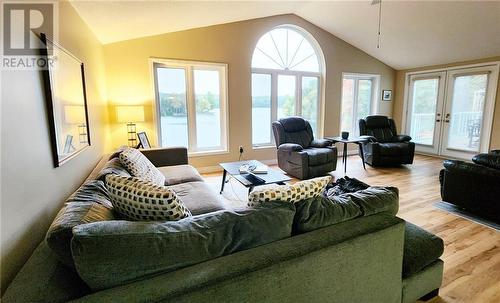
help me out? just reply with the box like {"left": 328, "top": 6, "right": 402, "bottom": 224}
{"left": 161, "top": 108, "right": 272, "bottom": 148}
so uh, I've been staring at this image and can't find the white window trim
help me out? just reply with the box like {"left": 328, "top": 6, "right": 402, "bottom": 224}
{"left": 251, "top": 24, "right": 326, "bottom": 148}
{"left": 150, "top": 58, "right": 229, "bottom": 156}
{"left": 339, "top": 72, "right": 381, "bottom": 135}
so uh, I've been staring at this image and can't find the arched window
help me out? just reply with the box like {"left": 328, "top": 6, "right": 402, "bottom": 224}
{"left": 251, "top": 25, "right": 324, "bottom": 146}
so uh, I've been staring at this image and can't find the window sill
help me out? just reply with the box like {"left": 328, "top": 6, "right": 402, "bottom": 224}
{"left": 188, "top": 149, "right": 230, "bottom": 158}
{"left": 252, "top": 145, "right": 275, "bottom": 150}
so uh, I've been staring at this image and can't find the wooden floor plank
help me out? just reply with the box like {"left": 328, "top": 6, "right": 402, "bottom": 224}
{"left": 201, "top": 154, "right": 499, "bottom": 302}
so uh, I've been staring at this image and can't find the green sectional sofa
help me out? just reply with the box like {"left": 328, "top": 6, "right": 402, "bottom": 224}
{"left": 2, "top": 147, "right": 444, "bottom": 303}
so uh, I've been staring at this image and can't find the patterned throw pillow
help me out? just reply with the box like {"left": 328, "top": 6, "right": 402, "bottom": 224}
{"left": 248, "top": 176, "right": 331, "bottom": 207}
{"left": 119, "top": 147, "right": 165, "bottom": 186}
{"left": 105, "top": 175, "right": 191, "bottom": 221}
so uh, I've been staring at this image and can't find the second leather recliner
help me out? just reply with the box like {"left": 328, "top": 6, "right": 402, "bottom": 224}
{"left": 359, "top": 115, "right": 415, "bottom": 166}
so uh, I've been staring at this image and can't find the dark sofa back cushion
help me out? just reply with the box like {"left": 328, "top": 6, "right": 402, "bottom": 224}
{"left": 293, "top": 195, "right": 362, "bottom": 234}
{"left": 472, "top": 152, "right": 500, "bottom": 170}
{"left": 71, "top": 202, "right": 295, "bottom": 290}
{"left": 293, "top": 186, "right": 398, "bottom": 234}
{"left": 46, "top": 180, "right": 115, "bottom": 267}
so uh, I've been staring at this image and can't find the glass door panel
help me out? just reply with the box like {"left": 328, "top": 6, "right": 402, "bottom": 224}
{"left": 406, "top": 72, "right": 445, "bottom": 155}
{"left": 277, "top": 75, "right": 296, "bottom": 119}
{"left": 356, "top": 79, "right": 372, "bottom": 134}
{"left": 442, "top": 72, "right": 489, "bottom": 155}
{"left": 155, "top": 67, "right": 189, "bottom": 147}
{"left": 340, "top": 78, "right": 355, "bottom": 133}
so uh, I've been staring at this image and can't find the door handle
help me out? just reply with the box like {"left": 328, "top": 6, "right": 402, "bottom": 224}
{"left": 445, "top": 119, "right": 450, "bottom": 123}
{"left": 436, "top": 119, "right": 441, "bottom": 122}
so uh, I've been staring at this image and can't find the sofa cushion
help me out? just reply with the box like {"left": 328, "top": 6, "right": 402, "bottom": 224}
{"left": 303, "top": 147, "right": 335, "bottom": 166}
{"left": 119, "top": 147, "right": 165, "bottom": 186}
{"left": 348, "top": 187, "right": 399, "bottom": 216}
{"left": 403, "top": 222, "right": 444, "bottom": 278}
{"left": 45, "top": 180, "right": 115, "bottom": 266}
{"left": 158, "top": 164, "right": 204, "bottom": 185}
{"left": 248, "top": 176, "right": 331, "bottom": 207}
{"left": 106, "top": 175, "right": 191, "bottom": 221}
{"left": 293, "top": 195, "right": 362, "bottom": 234}
{"left": 167, "top": 181, "right": 227, "bottom": 215}
{"left": 94, "top": 157, "right": 131, "bottom": 182}
{"left": 71, "top": 202, "right": 296, "bottom": 290}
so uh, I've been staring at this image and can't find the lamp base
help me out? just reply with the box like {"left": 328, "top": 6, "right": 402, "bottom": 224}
{"left": 127, "top": 122, "right": 137, "bottom": 147}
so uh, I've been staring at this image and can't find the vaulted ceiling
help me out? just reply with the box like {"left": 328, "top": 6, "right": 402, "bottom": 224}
{"left": 70, "top": 1, "right": 500, "bottom": 70}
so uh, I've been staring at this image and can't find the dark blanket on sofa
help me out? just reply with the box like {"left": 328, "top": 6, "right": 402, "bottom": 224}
{"left": 324, "top": 176, "right": 370, "bottom": 198}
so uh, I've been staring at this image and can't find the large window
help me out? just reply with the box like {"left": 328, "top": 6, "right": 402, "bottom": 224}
{"left": 251, "top": 25, "right": 323, "bottom": 146}
{"left": 152, "top": 60, "right": 228, "bottom": 154}
{"left": 340, "top": 73, "right": 379, "bottom": 136}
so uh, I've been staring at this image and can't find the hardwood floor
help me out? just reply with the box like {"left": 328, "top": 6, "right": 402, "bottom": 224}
{"left": 202, "top": 154, "right": 500, "bottom": 303}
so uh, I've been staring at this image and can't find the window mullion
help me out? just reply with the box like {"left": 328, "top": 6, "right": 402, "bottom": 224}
{"left": 271, "top": 72, "right": 278, "bottom": 145}
{"left": 219, "top": 67, "right": 226, "bottom": 150}
{"left": 296, "top": 74, "right": 302, "bottom": 116}
{"left": 353, "top": 79, "right": 359, "bottom": 134}
{"left": 186, "top": 66, "right": 197, "bottom": 151}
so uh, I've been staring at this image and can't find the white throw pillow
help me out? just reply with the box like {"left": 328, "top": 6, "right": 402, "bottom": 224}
{"left": 248, "top": 176, "right": 331, "bottom": 207}
{"left": 119, "top": 147, "right": 165, "bottom": 186}
{"left": 105, "top": 175, "right": 191, "bottom": 221}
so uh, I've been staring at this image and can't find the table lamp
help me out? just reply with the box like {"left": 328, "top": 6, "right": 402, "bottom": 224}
{"left": 64, "top": 105, "right": 87, "bottom": 144}
{"left": 116, "top": 105, "right": 145, "bottom": 147}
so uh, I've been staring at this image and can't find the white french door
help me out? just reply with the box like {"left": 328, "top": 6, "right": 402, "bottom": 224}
{"left": 406, "top": 71, "right": 446, "bottom": 154}
{"left": 405, "top": 64, "right": 499, "bottom": 159}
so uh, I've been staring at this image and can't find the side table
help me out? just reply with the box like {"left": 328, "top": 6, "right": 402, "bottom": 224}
{"left": 327, "top": 137, "right": 367, "bottom": 173}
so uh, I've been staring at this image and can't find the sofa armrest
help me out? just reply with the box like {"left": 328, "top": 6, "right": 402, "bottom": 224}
{"left": 140, "top": 147, "right": 188, "bottom": 167}
{"left": 310, "top": 139, "right": 333, "bottom": 148}
{"left": 392, "top": 135, "right": 412, "bottom": 142}
{"left": 278, "top": 143, "right": 303, "bottom": 152}
{"left": 359, "top": 135, "right": 378, "bottom": 143}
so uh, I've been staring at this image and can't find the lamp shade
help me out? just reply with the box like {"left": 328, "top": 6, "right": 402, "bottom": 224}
{"left": 64, "top": 105, "right": 85, "bottom": 124}
{"left": 116, "top": 105, "right": 145, "bottom": 123}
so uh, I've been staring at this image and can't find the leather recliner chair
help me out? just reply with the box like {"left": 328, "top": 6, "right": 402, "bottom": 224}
{"left": 272, "top": 117, "right": 337, "bottom": 180}
{"left": 358, "top": 115, "right": 415, "bottom": 166}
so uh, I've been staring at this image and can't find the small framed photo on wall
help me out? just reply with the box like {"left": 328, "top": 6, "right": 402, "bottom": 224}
{"left": 382, "top": 90, "right": 392, "bottom": 101}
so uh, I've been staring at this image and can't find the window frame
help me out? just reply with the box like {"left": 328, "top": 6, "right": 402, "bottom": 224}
{"left": 340, "top": 72, "right": 380, "bottom": 136}
{"left": 151, "top": 58, "right": 229, "bottom": 156}
{"left": 251, "top": 25, "right": 325, "bottom": 148}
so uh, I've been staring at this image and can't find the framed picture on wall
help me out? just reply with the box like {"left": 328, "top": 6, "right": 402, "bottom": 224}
{"left": 382, "top": 90, "right": 392, "bottom": 101}
{"left": 40, "top": 33, "right": 91, "bottom": 167}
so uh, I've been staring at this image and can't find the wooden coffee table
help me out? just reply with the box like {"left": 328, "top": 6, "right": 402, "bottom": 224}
{"left": 219, "top": 160, "right": 291, "bottom": 194}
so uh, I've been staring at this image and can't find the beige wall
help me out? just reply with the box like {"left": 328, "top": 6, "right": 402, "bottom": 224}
{"left": 393, "top": 56, "right": 500, "bottom": 150}
{"left": 0, "top": 2, "right": 109, "bottom": 293}
{"left": 104, "top": 14, "right": 395, "bottom": 168}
